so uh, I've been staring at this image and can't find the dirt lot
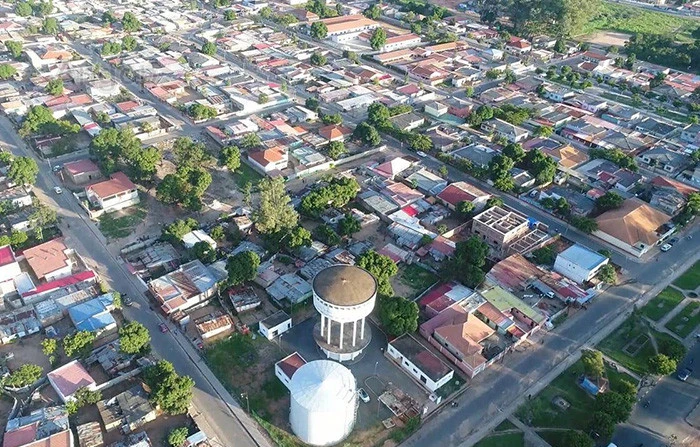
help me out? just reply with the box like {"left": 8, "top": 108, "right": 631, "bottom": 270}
{"left": 1, "top": 332, "right": 53, "bottom": 374}
{"left": 580, "top": 31, "right": 631, "bottom": 47}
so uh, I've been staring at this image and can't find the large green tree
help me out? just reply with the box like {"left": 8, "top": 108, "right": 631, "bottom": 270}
{"left": 5, "top": 41, "right": 22, "bottom": 60}
{"left": 357, "top": 250, "right": 398, "bottom": 297}
{"left": 3, "top": 364, "right": 42, "bottom": 387}
{"left": 369, "top": 27, "right": 387, "bottom": 50}
{"left": 0, "top": 64, "right": 17, "bottom": 80}
{"left": 226, "top": 251, "right": 260, "bottom": 286}
{"left": 143, "top": 360, "right": 195, "bottom": 415}
{"left": 310, "top": 21, "right": 328, "bottom": 39}
{"left": 63, "top": 330, "right": 96, "bottom": 357}
{"left": 378, "top": 295, "right": 419, "bottom": 336}
{"left": 443, "top": 236, "right": 489, "bottom": 288}
{"left": 8, "top": 156, "right": 39, "bottom": 186}
{"left": 253, "top": 178, "right": 298, "bottom": 234}
{"left": 581, "top": 350, "right": 605, "bottom": 379}
{"left": 119, "top": 321, "right": 151, "bottom": 355}
{"left": 122, "top": 12, "right": 141, "bottom": 32}
{"left": 219, "top": 145, "right": 241, "bottom": 172}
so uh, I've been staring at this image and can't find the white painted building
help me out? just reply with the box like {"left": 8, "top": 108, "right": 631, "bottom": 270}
{"left": 553, "top": 244, "right": 609, "bottom": 284}
{"left": 387, "top": 334, "right": 454, "bottom": 393}
{"left": 259, "top": 310, "right": 292, "bottom": 340}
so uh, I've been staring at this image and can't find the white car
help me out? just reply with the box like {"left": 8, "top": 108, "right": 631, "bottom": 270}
{"left": 416, "top": 151, "right": 427, "bottom": 157}
{"left": 53, "top": 186, "right": 63, "bottom": 194}
{"left": 660, "top": 243, "right": 672, "bottom": 252}
{"left": 358, "top": 388, "right": 370, "bottom": 403}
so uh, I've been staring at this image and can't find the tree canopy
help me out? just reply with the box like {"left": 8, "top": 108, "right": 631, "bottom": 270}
{"left": 300, "top": 177, "right": 359, "bottom": 217}
{"left": 5, "top": 41, "right": 22, "bottom": 60}
{"left": 253, "top": 178, "right": 298, "bottom": 234}
{"left": 310, "top": 21, "right": 328, "bottom": 39}
{"left": 3, "top": 364, "right": 42, "bottom": 388}
{"left": 8, "top": 156, "right": 39, "bottom": 186}
{"left": 357, "top": 250, "right": 398, "bottom": 297}
{"left": 219, "top": 145, "right": 241, "bottom": 172}
{"left": 119, "top": 321, "right": 151, "bottom": 355}
{"left": 581, "top": 350, "right": 605, "bottom": 379}
{"left": 443, "top": 236, "right": 489, "bottom": 288}
{"left": 201, "top": 41, "right": 217, "bottom": 56}
{"left": 46, "top": 79, "right": 63, "bottom": 96}
{"left": 63, "top": 330, "right": 96, "bottom": 357}
{"left": 369, "top": 28, "right": 387, "bottom": 50}
{"left": 0, "top": 63, "right": 16, "bottom": 80}
{"left": 596, "top": 191, "right": 624, "bottom": 212}
{"left": 226, "top": 251, "right": 260, "bottom": 286}
{"left": 168, "top": 427, "right": 189, "bottom": 447}
{"left": 122, "top": 12, "right": 141, "bottom": 32}
{"left": 378, "top": 295, "right": 419, "bottom": 336}
{"left": 143, "top": 360, "right": 195, "bottom": 415}
{"left": 648, "top": 353, "right": 676, "bottom": 375}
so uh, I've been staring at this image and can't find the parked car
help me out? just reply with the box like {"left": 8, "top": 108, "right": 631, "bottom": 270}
{"left": 660, "top": 243, "right": 672, "bottom": 252}
{"left": 669, "top": 237, "right": 679, "bottom": 245}
{"left": 52, "top": 164, "right": 62, "bottom": 172}
{"left": 358, "top": 388, "right": 370, "bottom": 403}
{"left": 678, "top": 368, "right": 692, "bottom": 381}
{"left": 159, "top": 323, "right": 169, "bottom": 333}
{"left": 53, "top": 186, "right": 63, "bottom": 194}
{"left": 416, "top": 151, "right": 427, "bottom": 157}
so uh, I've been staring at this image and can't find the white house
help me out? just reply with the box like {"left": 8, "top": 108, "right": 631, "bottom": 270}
{"left": 274, "top": 351, "right": 307, "bottom": 390}
{"left": 481, "top": 119, "right": 530, "bottom": 143}
{"left": 553, "top": 244, "right": 609, "bottom": 284}
{"left": 23, "top": 238, "right": 74, "bottom": 282}
{"left": 387, "top": 334, "right": 454, "bottom": 393}
{"left": 47, "top": 360, "right": 97, "bottom": 403}
{"left": 195, "top": 313, "right": 233, "bottom": 340}
{"left": 259, "top": 310, "right": 292, "bottom": 340}
{"left": 85, "top": 172, "right": 140, "bottom": 213}
{"left": 0, "top": 245, "right": 20, "bottom": 296}
{"left": 182, "top": 229, "right": 217, "bottom": 250}
{"left": 248, "top": 147, "right": 288, "bottom": 174}
{"left": 424, "top": 101, "right": 448, "bottom": 118}
{"left": 381, "top": 33, "right": 422, "bottom": 52}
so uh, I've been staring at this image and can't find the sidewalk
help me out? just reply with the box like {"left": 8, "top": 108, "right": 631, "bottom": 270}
{"left": 600, "top": 352, "right": 642, "bottom": 382}
{"left": 507, "top": 416, "right": 552, "bottom": 447}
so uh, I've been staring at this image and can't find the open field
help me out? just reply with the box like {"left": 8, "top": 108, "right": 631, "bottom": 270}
{"left": 98, "top": 203, "right": 148, "bottom": 239}
{"left": 665, "top": 301, "right": 700, "bottom": 338}
{"left": 393, "top": 264, "right": 439, "bottom": 299}
{"left": 674, "top": 261, "right": 700, "bottom": 290}
{"left": 578, "top": 2, "right": 699, "bottom": 42}
{"left": 641, "top": 287, "right": 685, "bottom": 321}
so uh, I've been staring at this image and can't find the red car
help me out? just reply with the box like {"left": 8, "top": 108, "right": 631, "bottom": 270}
{"left": 159, "top": 323, "right": 169, "bottom": 333}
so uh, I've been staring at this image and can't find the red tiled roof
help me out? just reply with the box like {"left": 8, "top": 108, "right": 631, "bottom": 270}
{"left": 277, "top": 352, "right": 307, "bottom": 379}
{"left": 22, "top": 270, "right": 96, "bottom": 298}
{"left": 3, "top": 423, "right": 38, "bottom": 447}
{"left": 437, "top": 182, "right": 488, "bottom": 207}
{"left": 249, "top": 147, "right": 286, "bottom": 167}
{"left": 0, "top": 245, "right": 15, "bottom": 266}
{"left": 64, "top": 159, "right": 100, "bottom": 176}
{"left": 86, "top": 172, "right": 135, "bottom": 199}
{"left": 47, "top": 360, "right": 96, "bottom": 400}
{"left": 23, "top": 238, "right": 70, "bottom": 280}
{"left": 319, "top": 124, "right": 352, "bottom": 141}
{"left": 651, "top": 176, "right": 698, "bottom": 196}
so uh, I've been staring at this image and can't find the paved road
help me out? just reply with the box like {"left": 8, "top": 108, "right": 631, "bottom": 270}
{"left": 612, "top": 341, "right": 700, "bottom": 447}
{"left": 0, "top": 117, "right": 269, "bottom": 447}
{"left": 402, "top": 229, "right": 700, "bottom": 447}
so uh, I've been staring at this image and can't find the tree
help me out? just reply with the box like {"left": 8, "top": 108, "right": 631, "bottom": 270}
{"left": 210, "top": 225, "right": 226, "bottom": 242}
{"left": 561, "top": 431, "right": 594, "bottom": 447}
{"left": 596, "top": 191, "right": 624, "bottom": 212}
{"left": 486, "top": 196, "right": 504, "bottom": 208}
{"left": 305, "top": 97, "right": 320, "bottom": 112}
{"left": 219, "top": 145, "right": 241, "bottom": 172}
{"left": 503, "top": 69, "right": 517, "bottom": 84}
{"left": 464, "top": 86, "right": 474, "bottom": 97}
{"left": 338, "top": 214, "right": 361, "bottom": 236}
{"left": 8, "top": 157, "right": 39, "bottom": 186}
{"left": 534, "top": 125, "right": 554, "bottom": 138}
{"left": 240, "top": 133, "right": 262, "bottom": 150}
{"left": 597, "top": 264, "right": 617, "bottom": 284}
{"left": 226, "top": 251, "right": 260, "bottom": 286}
{"left": 503, "top": 143, "right": 525, "bottom": 163}
{"left": 63, "top": 330, "right": 96, "bottom": 357}
{"left": 367, "top": 103, "right": 391, "bottom": 128}
{"left": 122, "top": 12, "right": 141, "bottom": 32}
{"left": 327, "top": 141, "right": 347, "bottom": 160}
{"left": 300, "top": 177, "right": 359, "bottom": 217}
{"left": 314, "top": 224, "right": 341, "bottom": 246}
{"left": 42, "top": 17, "right": 58, "bottom": 35}
{"left": 595, "top": 391, "right": 633, "bottom": 423}
{"left": 253, "top": 178, "right": 298, "bottom": 234}
{"left": 122, "top": 36, "right": 137, "bottom": 52}
{"left": 4, "top": 364, "right": 42, "bottom": 388}
{"left": 162, "top": 218, "right": 198, "bottom": 242}
{"left": 188, "top": 103, "right": 217, "bottom": 120}
{"left": 357, "top": 250, "right": 398, "bottom": 297}
{"left": 443, "top": 236, "right": 489, "bottom": 288}
{"left": 119, "top": 322, "right": 151, "bottom": 355}
{"left": 617, "top": 380, "right": 638, "bottom": 404}
{"left": 648, "top": 353, "right": 676, "bottom": 375}
{"left": 589, "top": 411, "right": 615, "bottom": 440}
{"left": 46, "top": 79, "right": 64, "bottom": 96}
{"left": 102, "top": 10, "right": 117, "bottom": 23}
{"left": 378, "top": 295, "right": 419, "bottom": 336}
{"left": 224, "top": 9, "right": 237, "bottom": 20}
{"left": 201, "top": 41, "right": 217, "bottom": 56}
{"left": 143, "top": 360, "right": 195, "bottom": 415}
{"left": 321, "top": 113, "right": 342, "bottom": 125}
{"left": 408, "top": 134, "right": 433, "bottom": 152}
{"left": 168, "top": 427, "right": 189, "bottom": 447}
{"left": 531, "top": 245, "right": 556, "bottom": 265}
{"left": 659, "top": 338, "right": 687, "bottom": 362}
{"left": 15, "top": 2, "right": 32, "bottom": 17}
{"left": 343, "top": 50, "right": 360, "bottom": 64}
{"left": 0, "top": 64, "right": 17, "bottom": 80}
{"left": 363, "top": 4, "right": 381, "bottom": 19}
{"left": 581, "top": 350, "right": 605, "bottom": 378}
{"left": 310, "top": 21, "right": 328, "bottom": 39}
{"left": 369, "top": 28, "right": 387, "bottom": 50}
{"left": 353, "top": 122, "right": 381, "bottom": 146}
{"left": 258, "top": 92, "right": 269, "bottom": 104}
{"left": 310, "top": 52, "right": 327, "bottom": 66}
{"left": 42, "top": 338, "right": 57, "bottom": 356}
{"left": 456, "top": 201, "right": 475, "bottom": 218}
{"left": 5, "top": 41, "right": 22, "bottom": 60}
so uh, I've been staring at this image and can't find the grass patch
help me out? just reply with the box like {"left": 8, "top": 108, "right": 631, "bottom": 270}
{"left": 537, "top": 430, "right": 580, "bottom": 447}
{"left": 255, "top": 415, "right": 304, "bottom": 447}
{"left": 642, "top": 287, "right": 685, "bottom": 321}
{"left": 205, "top": 334, "right": 259, "bottom": 389}
{"left": 398, "top": 264, "right": 438, "bottom": 298}
{"left": 233, "top": 162, "right": 263, "bottom": 189}
{"left": 262, "top": 377, "right": 288, "bottom": 400}
{"left": 674, "top": 261, "right": 700, "bottom": 290}
{"left": 665, "top": 301, "right": 700, "bottom": 338}
{"left": 494, "top": 419, "right": 518, "bottom": 432}
{"left": 579, "top": 2, "right": 698, "bottom": 41}
{"left": 435, "top": 375, "right": 464, "bottom": 398}
{"left": 516, "top": 360, "right": 636, "bottom": 431}
{"left": 98, "top": 205, "right": 147, "bottom": 239}
{"left": 473, "top": 432, "right": 524, "bottom": 447}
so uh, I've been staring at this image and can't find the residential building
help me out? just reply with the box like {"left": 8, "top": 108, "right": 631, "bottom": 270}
{"left": 381, "top": 33, "right": 422, "bottom": 52}
{"left": 195, "top": 312, "right": 233, "bottom": 339}
{"left": 148, "top": 260, "right": 219, "bottom": 314}
{"left": 424, "top": 101, "right": 448, "bottom": 118}
{"left": 23, "top": 238, "right": 74, "bottom": 282}
{"left": 318, "top": 124, "right": 352, "bottom": 142}
{"left": 85, "top": 172, "right": 139, "bottom": 213}
{"left": 248, "top": 147, "right": 288, "bottom": 174}
{"left": 436, "top": 181, "right": 490, "bottom": 211}
{"left": 387, "top": 334, "right": 454, "bottom": 393}
{"left": 181, "top": 229, "right": 217, "bottom": 250}
{"left": 481, "top": 119, "right": 530, "bottom": 143}
{"left": 275, "top": 352, "right": 307, "bottom": 389}
{"left": 0, "top": 245, "right": 21, "bottom": 296}
{"left": 47, "top": 360, "right": 97, "bottom": 403}
{"left": 63, "top": 159, "right": 102, "bottom": 185}
{"left": 390, "top": 112, "right": 425, "bottom": 131}
{"left": 3, "top": 406, "right": 73, "bottom": 447}
{"left": 594, "top": 198, "right": 672, "bottom": 257}
{"left": 0, "top": 186, "right": 32, "bottom": 208}
{"left": 97, "top": 385, "right": 156, "bottom": 433}
{"left": 471, "top": 206, "right": 549, "bottom": 258}
{"left": 68, "top": 293, "right": 117, "bottom": 334}
{"left": 259, "top": 310, "right": 292, "bottom": 340}
{"left": 638, "top": 146, "right": 691, "bottom": 175}
{"left": 553, "top": 244, "right": 609, "bottom": 284}
{"left": 321, "top": 15, "right": 380, "bottom": 42}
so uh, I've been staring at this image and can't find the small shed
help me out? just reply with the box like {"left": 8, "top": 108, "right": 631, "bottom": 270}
{"left": 259, "top": 310, "right": 292, "bottom": 340}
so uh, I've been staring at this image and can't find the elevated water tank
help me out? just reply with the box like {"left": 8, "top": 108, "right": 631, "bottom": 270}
{"left": 289, "top": 360, "right": 357, "bottom": 446}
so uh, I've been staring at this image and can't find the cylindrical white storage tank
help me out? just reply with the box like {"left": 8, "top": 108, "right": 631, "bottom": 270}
{"left": 289, "top": 360, "right": 357, "bottom": 446}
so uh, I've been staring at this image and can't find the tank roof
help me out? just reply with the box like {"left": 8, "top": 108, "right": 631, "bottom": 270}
{"left": 312, "top": 265, "right": 377, "bottom": 306}
{"left": 289, "top": 360, "right": 356, "bottom": 412}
